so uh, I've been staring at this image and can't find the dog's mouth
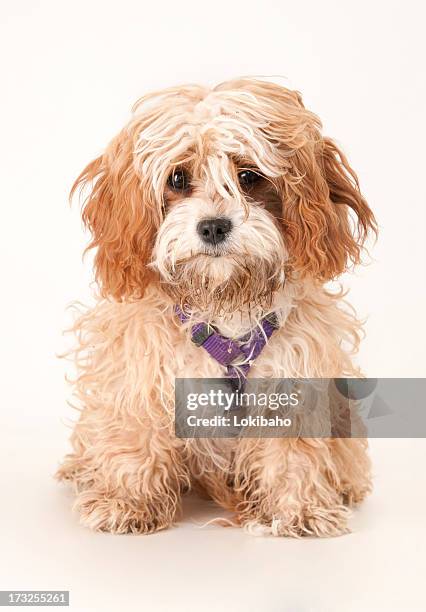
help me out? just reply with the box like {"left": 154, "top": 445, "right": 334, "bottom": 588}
{"left": 176, "top": 247, "right": 236, "bottom": 264}
{"left": 200, "top": 240, "right": 235, "bottom": 258}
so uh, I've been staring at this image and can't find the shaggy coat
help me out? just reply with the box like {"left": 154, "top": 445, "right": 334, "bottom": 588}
{"left": 57, "top": 78, "right": 376, "bottom": 537}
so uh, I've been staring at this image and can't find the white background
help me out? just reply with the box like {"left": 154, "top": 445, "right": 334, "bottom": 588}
{"left": 1, "top": 1, "right": 425, "bottom": 611}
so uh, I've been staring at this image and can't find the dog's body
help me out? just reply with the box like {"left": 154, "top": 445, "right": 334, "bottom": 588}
{"left": 58, "top": 78, "right": 376, "bottom": 536}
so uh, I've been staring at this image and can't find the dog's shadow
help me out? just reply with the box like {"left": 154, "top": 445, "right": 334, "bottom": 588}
{"left": 180, "top": 492, "right": 237, "bottom": 529}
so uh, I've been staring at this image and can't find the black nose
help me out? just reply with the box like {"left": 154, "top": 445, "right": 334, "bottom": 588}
{"left": 197, "top": 217, "right": 232, "bottom": 245}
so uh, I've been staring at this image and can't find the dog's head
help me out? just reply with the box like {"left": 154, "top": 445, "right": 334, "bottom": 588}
{"left": 73, "top": 78, "right": 376, "bottom": 314}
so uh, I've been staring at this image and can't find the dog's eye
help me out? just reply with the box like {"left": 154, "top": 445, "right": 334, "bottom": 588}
{"left": 167, "top": 169, "right": 190, "bottom": 191}
{"left": 238, "top": 169, "right": 261, "bottom": 188}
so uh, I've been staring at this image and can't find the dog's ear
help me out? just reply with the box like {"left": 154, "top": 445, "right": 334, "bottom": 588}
{"left": 282, "top": 135, "right": 377, "bottom": 281}
{"left": 71, "top": 130, "right": 156, "bottom": 300}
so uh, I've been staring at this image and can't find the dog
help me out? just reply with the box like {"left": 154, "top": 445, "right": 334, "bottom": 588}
{"left": 57, "top": 78, "right": 377, "bottom": 537}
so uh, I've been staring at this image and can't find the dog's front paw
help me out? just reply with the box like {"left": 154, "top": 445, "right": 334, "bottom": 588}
{"left": 74, "top": 491, "right": 175, "bottom": 535}
{"left": 240, "top": 502, "right": 351, "bottom": 538}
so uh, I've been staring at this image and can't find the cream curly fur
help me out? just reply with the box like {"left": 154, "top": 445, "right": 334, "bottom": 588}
{"left": 57, "top": 78, "right": 376, "bottom": 537}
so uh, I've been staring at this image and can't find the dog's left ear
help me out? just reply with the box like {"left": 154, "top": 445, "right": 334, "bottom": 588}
{"left": 282, "top": 135, "right": 377, "bottom": 281}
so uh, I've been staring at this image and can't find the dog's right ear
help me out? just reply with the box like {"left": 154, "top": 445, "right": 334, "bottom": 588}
{"left": 71, "top": 130, "right": 156, "bottom": 300}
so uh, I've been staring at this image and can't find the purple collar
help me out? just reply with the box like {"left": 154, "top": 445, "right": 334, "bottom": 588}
{"left": 175, "top": 306, "right": 279, "bottom": 385}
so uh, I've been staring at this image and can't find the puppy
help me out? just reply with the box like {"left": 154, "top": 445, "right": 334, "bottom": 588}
{"left": 57, "top": 78, "right": 376, "bottom": 536}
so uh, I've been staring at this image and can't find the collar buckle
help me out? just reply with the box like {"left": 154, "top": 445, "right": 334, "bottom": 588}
{"left": 191, "top": 323, "right": 216, "bottom": 347}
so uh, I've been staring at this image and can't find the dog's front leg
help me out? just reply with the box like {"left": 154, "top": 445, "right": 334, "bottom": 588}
{"left": 233, "top": 438, "right": 354, "bottom": 537}
{"left": 57, "top": 413, "right": 189, "bottom": 534}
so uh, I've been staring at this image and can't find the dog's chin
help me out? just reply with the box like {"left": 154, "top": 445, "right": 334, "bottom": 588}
{"left": 159, "top": 252, "right": 285, "bottom": 317}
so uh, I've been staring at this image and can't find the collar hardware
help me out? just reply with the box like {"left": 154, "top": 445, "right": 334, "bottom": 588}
{"left": 191, "top": 323, "right": 216, "bottom": 347}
